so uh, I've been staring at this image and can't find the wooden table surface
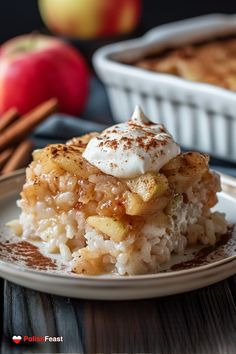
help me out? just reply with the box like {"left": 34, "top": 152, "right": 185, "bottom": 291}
{"left": 1, "top": 277, "right": 236, "bottom": 354}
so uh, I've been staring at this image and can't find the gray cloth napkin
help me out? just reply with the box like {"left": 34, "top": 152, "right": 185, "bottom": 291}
{"left": 33, "top": 114, "right": 107, "bottom": 147}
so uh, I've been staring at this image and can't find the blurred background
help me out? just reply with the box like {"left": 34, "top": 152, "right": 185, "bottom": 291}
{"left": 0, "top": 0, "right": 236, "bottom": 43}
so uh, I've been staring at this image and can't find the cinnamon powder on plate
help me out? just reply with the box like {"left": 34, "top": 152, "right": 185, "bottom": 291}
{"left": 0, "top": 240, "right": 56, "bottom": 270}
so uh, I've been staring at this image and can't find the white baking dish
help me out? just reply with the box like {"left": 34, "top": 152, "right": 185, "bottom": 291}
{"left": 93, "top": 14, "right": 236, "bottom": 162}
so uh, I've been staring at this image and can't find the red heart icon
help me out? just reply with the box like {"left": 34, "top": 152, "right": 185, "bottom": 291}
{"left": 12, "top": 335, "right": 22, "bottom": 344}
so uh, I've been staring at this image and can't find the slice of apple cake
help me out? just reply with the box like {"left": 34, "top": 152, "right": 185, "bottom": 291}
{"left": 10, "top": 106, "right": 228, "bottom": 275}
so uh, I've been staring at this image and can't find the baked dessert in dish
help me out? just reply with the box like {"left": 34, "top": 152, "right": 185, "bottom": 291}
{"left": 134, "top": 38, "right": 236, "bottom": 90}
{"left": 9, "top": 106, "right": 228, "bottom": 275}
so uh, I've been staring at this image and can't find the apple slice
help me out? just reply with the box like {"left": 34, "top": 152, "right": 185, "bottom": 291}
{"left": 126, "top": 172, "right": 169, "bottom": 202}
{"left": 124, "top": 191, "right": 170, "bottom": 216}
{"left": 32, "top": 149, "right": 43, "bottom": 161}
{"left": 66, "top": 132, "right": 99, "bottom": 147}
{"left": 124, "top": 192, "right": 145, "bottom": 216}
{"left": 33, "top": 144, "right": 101, "bottom": 178}
{"left": 33, "top": 147, "right": 66, "bottom": 175}
{"left": 87, "top": 216, "right": 127, "bottom": 242}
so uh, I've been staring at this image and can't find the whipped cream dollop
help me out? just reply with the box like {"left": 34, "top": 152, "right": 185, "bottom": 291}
{"left": 83, "top": 106, "right": 180, "bottom": 178}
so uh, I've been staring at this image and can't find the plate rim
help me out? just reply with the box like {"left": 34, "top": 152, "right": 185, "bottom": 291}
{"left": 0, "top": 254, "right": 235, "bottom": 284}
{"left": 0, "top": 169, "right": 236, "bottom": 283}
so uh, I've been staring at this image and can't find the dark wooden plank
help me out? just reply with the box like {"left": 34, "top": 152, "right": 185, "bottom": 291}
{"left": 50, "top": 296, "right": 85, "bottom": 353}
{"left": 2, "top": 282, "right": 60, "bottom": 353}
{"left": 84, "top": 298, "right": 161, "bottom": 354}
{"left": 84, "top": 281, "right": 236, "bottom": 354}
{"left": 154, "top": 281, "right": 236, "bottom": 354}
{"left": 227, "top": 275, "right": 236, "bottom": 301}
{"left": 1, "top": 281, "right": 85, "bottom": 353}
{"left": 2, "top": 280, "right": 236, "bottom": 354}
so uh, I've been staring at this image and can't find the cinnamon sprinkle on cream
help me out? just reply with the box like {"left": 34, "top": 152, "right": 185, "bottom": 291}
{"left": 83, "top": 105, "right": 180, "bottom": 178}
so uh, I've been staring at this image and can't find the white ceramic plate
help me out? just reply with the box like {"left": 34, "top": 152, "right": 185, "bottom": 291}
{"left": 0, "top": 170, "right": 236, "bottom": 300}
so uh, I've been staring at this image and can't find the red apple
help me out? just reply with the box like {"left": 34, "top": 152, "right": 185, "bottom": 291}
{"left": 38, "top": 0, "right": 142, "bottom": 39}
{"left": 0, "top": 34, "right": 90, "bottom": 116}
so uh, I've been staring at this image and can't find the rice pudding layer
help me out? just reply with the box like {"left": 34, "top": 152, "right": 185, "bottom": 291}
{"left": 12, "top": 108, "right": 227, "bottom": 275}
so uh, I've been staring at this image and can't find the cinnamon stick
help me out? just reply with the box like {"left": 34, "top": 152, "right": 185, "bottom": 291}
{"left": 1, "top": 140, "right": 33, "bottom": 174}
{"left": 0, "top": 108, "right": 19, "bottom": 132}
{"left": 0, "top": 148, "right": 13, "bottom": 169}
{"left": 0, "top": 98, "right": 58, "bottom": 152}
